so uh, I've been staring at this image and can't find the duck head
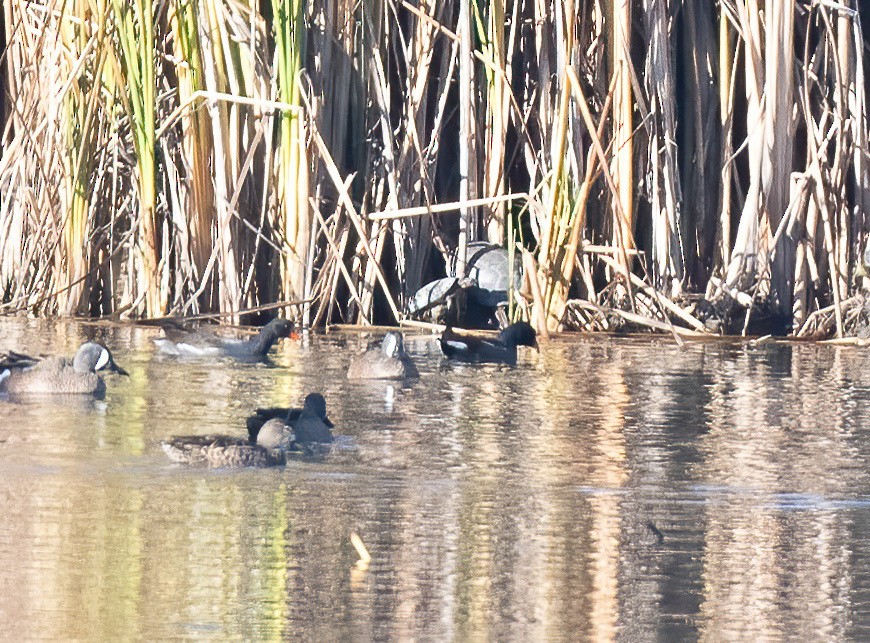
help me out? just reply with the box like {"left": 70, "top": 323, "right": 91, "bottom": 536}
{"left": 381, "top": 331, "right": 404, "bottom": 358}
{"left": 302, "top": 392, "right": 334, "bottom": 427}
{"left": 499, "top": 322, "right": 538, "bottom": 350}
{"left": 74, "top": 343, "right": 129, "bottom": 376}
{"left": 264, "top": 318, "right": 295, "bottom": 339}
{"left": 250, "top": 318, "right": 298, "bottom": 355}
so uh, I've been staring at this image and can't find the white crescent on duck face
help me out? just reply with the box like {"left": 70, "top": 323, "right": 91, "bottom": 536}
{"left": 95, "top": 347, "right": 110, "bottom": 371}
{"left": 0, "top": 342, "right": 126, "bottom": 396}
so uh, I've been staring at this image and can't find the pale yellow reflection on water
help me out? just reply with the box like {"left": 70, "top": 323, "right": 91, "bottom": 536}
{"left": 1, "top": 318, "right": 870, "bottom": 639}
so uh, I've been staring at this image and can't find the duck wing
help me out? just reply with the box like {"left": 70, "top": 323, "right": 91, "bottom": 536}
{"left": 153, "top": 329, "right": 225, "bottom": 356}
{"left": 0, "top": 350, "right": 40, "bottom": 371}
{"left": 438, "top": 327, "right": 477, "bottom": 360}
{"left": 347, "top": 350, "right": 416, "bottom": 379}
{"left": 438, "top": 329, "right": 514, "bottom": 364}
{"left": 467, "top": 338, "right": 514, "bottom": 364}
{"left": 154, "top": 330, "right": 268, "bottom": 361}
{"left": 3, "top": 358, "right": 105, "bottom": 395}
{"left": 161, "top": 434, "right": 247, "bottom": 463}
{"left": 162, "top": 434, "right": 285, "bottom": 467}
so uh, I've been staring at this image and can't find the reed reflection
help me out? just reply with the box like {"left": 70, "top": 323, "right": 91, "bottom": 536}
{"left": 0, "top": 323, "right": 869, "bottom": 638}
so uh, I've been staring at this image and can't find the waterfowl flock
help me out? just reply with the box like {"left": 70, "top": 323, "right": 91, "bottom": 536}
{"left": 0, "top": 319, "right": 538, "bottom": 468}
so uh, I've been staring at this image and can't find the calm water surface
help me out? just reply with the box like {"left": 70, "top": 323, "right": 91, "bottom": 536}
{"left": 1, "top": 318, "right": 870, "bottom": 639}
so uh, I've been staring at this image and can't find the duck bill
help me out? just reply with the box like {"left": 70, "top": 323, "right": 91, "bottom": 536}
{"left": 111, "top": 361, "right": 130, "bottom": 377}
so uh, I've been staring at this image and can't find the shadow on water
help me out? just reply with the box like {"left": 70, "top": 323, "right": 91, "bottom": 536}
{"left": 1, "top": 320, "right": 870, "bottom": 638}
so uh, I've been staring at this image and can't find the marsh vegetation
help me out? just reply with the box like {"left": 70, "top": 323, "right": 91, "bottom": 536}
{"left": 0, "top": 1, "right": 868, "bottom": 337}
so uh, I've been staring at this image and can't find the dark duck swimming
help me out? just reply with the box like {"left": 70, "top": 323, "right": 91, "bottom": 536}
{"left": 438, "top": 321, "right": 538, "bottom": 366}
{"left": 153, "top": 318, "right": 295, "bottom": 361}
{"left": 246, "top": 392, "right": 335, "bottom": 446}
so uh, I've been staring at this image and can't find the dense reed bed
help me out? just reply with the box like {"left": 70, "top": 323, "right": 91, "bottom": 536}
{"left": 0, "top": 1, "right": 867, "bottom": 336}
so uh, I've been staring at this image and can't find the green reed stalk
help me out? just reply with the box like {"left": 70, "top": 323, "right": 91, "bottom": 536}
{"left": 171, "top": 0, "right": 216, "bottom": 306}
{"left": 58, "top": 0, "right": 94, "bottom": 314}
{"left": 111, "top": 0, "right": 163, "bottom": 317}
{"left": 473, "top": 0, "right": 508, "bottom": 244}
{"left": 272, "top": 0, "right": 309, "bottom": 307}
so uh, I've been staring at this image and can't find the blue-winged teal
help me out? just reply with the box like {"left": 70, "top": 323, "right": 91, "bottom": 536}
{"left": 247, "top": 393, "right": 334, "bottom": 445}
{"left": 347, "top": 331, "right": 419, "bottom": 380}
{"left": 153, "top": 318, "right": 295, "bottom": 361}
{"left": 0, "top": 342, "right": 128, "bottom": 396}
{"left": 162, "top": 419, "right": 294, "bottom": 468}
{"left": 439, "top": 321, "right": 538, "bottom": 365}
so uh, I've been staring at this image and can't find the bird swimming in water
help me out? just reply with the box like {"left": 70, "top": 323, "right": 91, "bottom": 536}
{"left": 347, "top": 331, "right": 419, "bottom": 380}
{"left": 162, "top": 419, "right": 294, "bottom": 468}
{"left": 247, "top": 393, "right": 334, "bottom": 446}
{"left": 153, "top": 318, "right": 296, "bottom": 361}
{"left": 0, "top": 342, "right": 128, "bottom": 397}
{"left": 438, "top": 321, "right": 538, "bottom": 365}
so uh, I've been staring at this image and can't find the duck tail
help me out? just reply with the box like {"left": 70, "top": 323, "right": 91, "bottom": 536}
{"left": 0, "top": 369, "right": 9, "bottom": 389}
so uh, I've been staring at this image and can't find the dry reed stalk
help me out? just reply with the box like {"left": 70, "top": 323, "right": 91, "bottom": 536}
{"left": 457, "top": 0, "right": 473, "bottom": 277}
{"left": 478, "top": 0, "right": 510, "bottom": 243}
{"left": 312, "top": 199, "right": 368, "bottom": 322}
{"left": 2, "top": 3, "right": 54, "bottom": 312}
{"left": 309, "top": 122, "right": 401, "bottom": 323}
{"left": 718, "top": 5, "right": 735, "bottom": 270}
{"left": 57, "top": 0, "right": 103, "bottom": 314}
{"left": 273, "top": 0, "right": 309, "bottom": 314}
{"left": 522, "top": 248, "right": 550, "bottom": 341}
{"left": 679, "top": 0, "right": 719, "bottom": 282}
{"left": 199, "top": 1, "right": 237, "bottom": 317}
{"left": 368, "top": 193, "right": 528, "bottom": 221}
{"left": 391, "top": 2, "right": 449, "bottom": 301}
{"left": 723, "top": 0, "right": 763, "bottom": 293}
{"left": 537, "top": 62, "right": 616, "bottom": 333}
{"left": 359, "top": 24, "right": 398, "bottom": 321}
{"left": 533, "top": 43, "right": 571, "bottom": 332}
{"left": 598, "top": 253, "right": 707, "bottom": 332}
{"left": 643, "top": 0, "right": 683, "bottom": 295}
{"left": 611, "top": 0, "right": 634, "bottom": 257}
{"left": 566, "top": 66, "right": 634, "bottom": 301}
{"left": 763, "top": 0, "right": 795, "bottom": 316}
{"left": 0, "top": 0, "right": 867, "bottom": 337}
{"left": 788, "top": 174, "right": 813, "bottom": 330}
{"left": 850, "top": 7, "right": 870, "bottom": 225}
{"left": 546, "top": 76, "right": 620, "bottom": 319}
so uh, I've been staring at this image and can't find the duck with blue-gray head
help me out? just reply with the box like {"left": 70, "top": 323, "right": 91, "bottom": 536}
{"left": 347, "top": 331, "right": 419, "bottom": 380}
{"left": 0, "top": 342, "right": 128, "bottom": 397}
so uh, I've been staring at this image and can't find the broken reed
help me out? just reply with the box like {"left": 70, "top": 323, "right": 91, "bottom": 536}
{"left": 0, "top": 0, "right": 867, "bottom": 338}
